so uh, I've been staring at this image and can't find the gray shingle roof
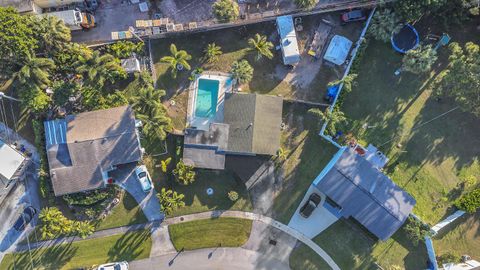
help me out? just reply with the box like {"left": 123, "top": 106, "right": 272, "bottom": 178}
{"left": 224, "top": 93, "right": 283, "bottom": 155}
{"left": 314, "top": 148, "right": 416, "bottom": 240}
{"left": 45, "top": 106, "right": 142, "bottom": 196}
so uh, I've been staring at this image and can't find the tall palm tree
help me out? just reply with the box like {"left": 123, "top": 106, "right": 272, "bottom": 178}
{"left": 37, "top": 15, "right": 71, "bottom": 53}
{"left": 15, "top": 54, "right": 56, "bottom": 90}
{"left": 75, "top": 51, "right": 125, "bottom": 87}
{"left": 137, "top": 107, "right": 172, "bottom": 141}
{"left": 130, "top": 86, "right": 166, "bottom": 116}
{"left": 248, "top": 33, "right": 274, "bottom": 61}
{"left": 204, "top": 43, "right": 222, "bottom": 63}
{"left": 160, "top": 44, "right": 192, "bottom": 78}
{"left": 157, "top": 188, "right": 185, "bottom": 215}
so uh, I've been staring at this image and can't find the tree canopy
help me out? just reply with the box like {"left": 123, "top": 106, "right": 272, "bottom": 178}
{"left": 248, "top": 33, "right": 274, "bottom": 61}
{"left": 435, "top": 42, "right": 480, "bottom": 116}
{"left": 160, "top": 44, "right": 192, "bottom": 79}
{"left": 402, "top": 45, "right": 438, "bottom": 74}
{"left": 212, "top": 0, "right": 239, "bottom": 22}
{"left": 368, "top": 9, "right": 401, "bottom": 42}
{"left": 231, "top": 60, "right": 254, "bottom": 84}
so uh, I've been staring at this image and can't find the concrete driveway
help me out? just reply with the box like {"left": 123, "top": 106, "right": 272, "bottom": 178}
{"left": 288, "top": 185, "right": 338, "bottom": 239}
{"left": 112, "top": 163, "right": 163, "bottom": 222}
{"left": 130, "top": 247, "right": 290, "bottom": 270}
{"left": 72, "top": 0, "right": 150, "bottom": 44}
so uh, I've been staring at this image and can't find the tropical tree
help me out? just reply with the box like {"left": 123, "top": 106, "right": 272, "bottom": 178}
{"left": 136, "top": 107, "right": 172, "bottom": 141}
{"left": 402, "top": 45, "right": 438, "bottom": 74}
{"left": 160, "top": 44, "right": 192, "bottom": 79}
{"left": 327, "top": 73, "right": 358, "bottom": 94}
{"left": 107, "top": 41, "right": 144, "bottom": 58}
{"left": 455, "top": 188, "right": 480, "bottom": 213}
{"left": 73, "top": 221, "right": 94, "bottom": 239}
{"left": 52, "top": 43, "right": 93, "bottom": 74}
{"left": 404, "top": 216, "right": 432, "bottom": 246}
{"left": 161, "top": 157, "right": 172, "bottom": 173}
{"left": 231, "top": 60, "right": 253, "bottom": 84}
{"left": 75, "top": 50, "right": 126, "bottom": 87}
{"left": 204, "top": 43, "right": 222, "bottom": 63}
{"left": 248, "top": 33, "right": 274, "bottom": 61}
{"left": 173, "top": 160, "right": 196, "bottom": 185}
{"left": 35, "top": 15, "right": 71, "bottom": 54}
{"left": 295, "top": 0, "right": 318, "bottom": 9}
{"left": 15, "top": 54, "right": 55, "bottom": 90}
{"left": 39, "top": 207, "right": 74, "bottom": 239}
{"left": 0, "top": 7, "right": 37, "bottom": 76}
{"left": 157, "top": 188, "right": 185, "bottom": 215}
{"left": 19, "top": 86, "right": 51, "bottom": 113}
{"left": 130, "top": 86, "right": 166, "bottom": 117}
{"left": 435, "top": 42, "right": 480, "bottom": 116}
{"left": 368, "top": 9, "right": 401, "bottom": 42}
{"left": 308, "top": 108, "right": 347, "bottom": 135}
{"left": 212, "top": 0, "right": 239, "bottom": 22}
{"left": 394, "top": 0, "right": 446, "bottom": 22}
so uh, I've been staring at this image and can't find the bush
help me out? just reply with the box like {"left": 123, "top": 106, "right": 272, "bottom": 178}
{"left": 228, "top": 191, "right": 239, "bottom": 201}
{"left": 173, "top": 160, "right": 196, "bottom": 185}
{"left": 368, "top": 9, "right": 401, "bottom": 42}
{"left": 107, "top": 41, "right": 144, "bottom": 58}
{"left": 295, "top": 0, "right": 317, "bottom": 9}
{"left": 231, "top": 60, "right": 253, "bottom": 84}
{"left": 63, "top": 187, "right": 117, "bottom": 206}
{"left": 212, "top": 0, "right": 239, "bottom": 22}
{"left": 455, "top": 188, "right": 480, "bottom": 213}
{"left": 404, "top": 216, "right": 431, "bottom": 246}
{"left": 32, "top": 119, "right": 54, "bottom": 201}
{"left": 437, "top": 252, "right": 462, "bottom": 265}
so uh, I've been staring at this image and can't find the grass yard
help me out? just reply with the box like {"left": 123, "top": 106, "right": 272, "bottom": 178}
{"left": 339, "top": 38, "right": 480, "bottom": 224}
{"left": 289, "top": 219, "right": 428, "bottom": 270}
{"left": 94, "top": 192, "right": 148, "bottom": 231}
{"left": 0, "top": 230, "right": 151, "bottom": 270}
{"left": 272, "top": 103, "right": 338, "bottom": 223}
{"left": 168, "top": 218, "right": 252, "bottom": 251}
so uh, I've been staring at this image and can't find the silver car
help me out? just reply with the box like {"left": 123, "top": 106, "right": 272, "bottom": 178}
{"left": 97, "top": 261, "right": 129, "bottom": 270}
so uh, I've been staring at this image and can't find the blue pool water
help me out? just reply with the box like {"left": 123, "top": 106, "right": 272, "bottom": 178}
{"left": 195, "top": 78, "right": 219, "bottom": 118}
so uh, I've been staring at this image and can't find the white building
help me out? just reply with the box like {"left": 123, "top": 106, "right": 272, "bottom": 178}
{"left": 323, "top": 35, "right": 353, "bottom": 66}
{"left": 276, "top": 15, "right": 300, "bottom": 66}
{"left": 0, "top": 0, "right": 83, "bottom": 14}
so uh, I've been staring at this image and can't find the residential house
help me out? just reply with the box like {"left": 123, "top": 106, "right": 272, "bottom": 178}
{"left": 0, "top": 139, "right": 29, "bottom": 202}
{"left": 44, "top": 106, "right": 143, "bottom": 196}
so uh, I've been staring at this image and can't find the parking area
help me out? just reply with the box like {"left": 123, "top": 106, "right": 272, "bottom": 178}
{"left": 72, "top": 0, "right": 150, "bottom": 44}
{"left": 287, "top": 185, "right": 338, "bottom": 239}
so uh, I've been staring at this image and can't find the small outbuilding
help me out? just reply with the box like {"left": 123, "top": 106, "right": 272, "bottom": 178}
{"left": 121, "top": 57, "right": 141, "bottom": 73}
{"left": 276, "top": 15, "right": 300, "bottom": 66}
{"left": 323, "top": 35, "right": 353, "bottom": 65}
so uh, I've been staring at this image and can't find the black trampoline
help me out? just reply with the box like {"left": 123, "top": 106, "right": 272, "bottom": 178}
{"left": 391, "top": 24, "right": 420, "bottom": 54}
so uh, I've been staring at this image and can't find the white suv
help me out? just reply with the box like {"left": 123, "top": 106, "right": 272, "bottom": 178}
{"left": 98, "top": 261, "right": 129, "bottom": 270}
{"left": 135, "top": 165, "right": 153, "bottom": 193}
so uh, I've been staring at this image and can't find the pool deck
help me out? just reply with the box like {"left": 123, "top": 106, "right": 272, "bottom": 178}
{"left": 187, "top": 72, "right": 233, "bottom": 131}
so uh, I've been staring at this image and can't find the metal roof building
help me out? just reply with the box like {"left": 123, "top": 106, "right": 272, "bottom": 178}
{"left": 313, "top": 147, "right": 416, "bottom": 240}
{"left": 44, "top": 106, "right": 142, "bottom": 196}
{"left": 276, "top": 15, "right": 300, "bottom": 66}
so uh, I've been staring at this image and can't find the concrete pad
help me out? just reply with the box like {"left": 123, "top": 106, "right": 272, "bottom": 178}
{"left": 288, "top": 185, "right": 337, "bottom": 239}
{"left": 150, "top": 224, "right": 176, "bottom": 257}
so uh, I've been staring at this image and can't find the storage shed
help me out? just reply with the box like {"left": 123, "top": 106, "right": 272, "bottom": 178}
{"left": 323, "top": 35, "right": 353, "bottom": 65}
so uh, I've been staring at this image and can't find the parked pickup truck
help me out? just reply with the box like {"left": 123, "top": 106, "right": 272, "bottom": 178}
{"left": 38, "top": 10, "right": 95, "bottom": 31}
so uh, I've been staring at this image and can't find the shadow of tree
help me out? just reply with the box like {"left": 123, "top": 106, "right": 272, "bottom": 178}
{"left": 107, "top": 229, "right": 150, "bottom": 262}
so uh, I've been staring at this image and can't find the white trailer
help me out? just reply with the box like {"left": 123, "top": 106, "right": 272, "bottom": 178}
{"left": 39, "top": 9, "right": 95, "bottom": 31}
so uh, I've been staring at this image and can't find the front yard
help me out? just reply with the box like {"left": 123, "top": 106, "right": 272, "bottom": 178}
{"left": 0, "top": 230, "right": 151, "bottom": 270}
{"left": 168, "top": 218, "right": 252, "bottom": 251}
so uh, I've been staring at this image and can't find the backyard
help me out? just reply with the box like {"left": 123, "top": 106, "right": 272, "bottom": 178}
{"left": 150, "top": 13, "right": 364, "bottom": 131}
{"left": 168, "top": 218, "right": 253, "bottom": 251}
{"left": 0, "top": 230, "right": 151, "bottom": 270}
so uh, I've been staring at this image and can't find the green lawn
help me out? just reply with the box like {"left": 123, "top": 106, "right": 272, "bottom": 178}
{"left": 157, "top": 169, "right": 253, "bottom": 217}
{"left": 0, "top": 230, "right": 152, "bottom": 270}
{"left": 168, "top": 218, "right": 252, "bottom": 251}
{"left": 273, "top": 103, "right": 338, "bottom": 223}
{"left": 289, "top": 219, "right": 428, "bottom": 270}
{"left": 95, "top": 191, "right": 148, "bottom": 231}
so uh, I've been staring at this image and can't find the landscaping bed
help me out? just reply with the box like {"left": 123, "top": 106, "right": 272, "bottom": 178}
{"left": 0, "top": 230, "right": 152, "bottom": 270}
{"left": 168, "top": 218, "right": 252, "bottom": 251}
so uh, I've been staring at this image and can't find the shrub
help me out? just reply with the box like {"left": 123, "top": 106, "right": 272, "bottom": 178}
{"left": 228, "top": 191, "right": 239, "bottom": 201}
{"left": 63, "top": 187, "right": 116, "bottom": 206}
{"left": 173, "top": 159, "right": 196, "bottom": 185}
{"left": 455, "top": 188, "right": 480, "bottom": 213}
{"left": 402, "top": 45, "right": 438, "bottom": 74}
{"left": 368, "top": 9, "right": 401, "bottom": 42}
{"left": 107, "top": 41, "right": 144, "bottom": 58}
{"left": 212, "top": 0, "right": 239, "bottom": 22}
{"left": 231, "top": 60, "right": 253, "bottom": 84}
{"left": 32, "top": 119, "right": 54, "bottom": 201}
{"left": 404, "top": 216, "right": 431, "bottom": 246}
{"left": 295, "top": 0, "right": 317, "bottom": 9}
{"left": 437, "top": 252, "right": 462, "bottom": 265}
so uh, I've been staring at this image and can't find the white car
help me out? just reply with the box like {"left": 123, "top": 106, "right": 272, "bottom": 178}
{"left": 135, "top": 165, "right": 153, "bottom": 193}
{"left": 97, "top": 261, "right": 129, "bottom": 270}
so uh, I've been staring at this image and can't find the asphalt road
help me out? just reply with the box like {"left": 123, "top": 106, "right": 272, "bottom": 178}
{"left": 129, "top": 247, "right": 290, "bottom": 270}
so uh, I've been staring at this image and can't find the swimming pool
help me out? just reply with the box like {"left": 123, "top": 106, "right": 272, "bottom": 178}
{"left": 194, "top": 78, "right": 219, "bottom": 118}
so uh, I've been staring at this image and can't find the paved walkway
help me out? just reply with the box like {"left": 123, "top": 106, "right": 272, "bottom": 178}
{"left": 130, "top": 247, "right": 290, "bottom": 270}
{"left": 15, "top": 210, "right": 340, "bottom": 270}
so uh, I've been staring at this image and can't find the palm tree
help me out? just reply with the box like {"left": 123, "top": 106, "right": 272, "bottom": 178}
{"left": 308, "top": 108, "right": 347, "bottom": 135}
{"left": 15, "top": 54, "right": 55, "bottom": 90}
{"left": 130, "top": 86, "right": 166, "bottom": 116}
{"left": 37, "top": 15, "right": 71, "bottom": 53}
{"left": 231, "top": 60, "right": 254, "bottom": 84}
{"left": 39, "top": 207, "right": 73, "bottom": 239}
{"left": 157, "top": 188, "right": 185, "bottom": 215}
{"left": 173, "top": 160, "right": 196, "bottom": 185}
{"left": 73, "top": 221, "right": 94, "bottom": 239}
{"left": 204, "top": 43, "right": 222, "bottom": 63}
{"left": 75, "top": 50, "right": 126, "bottom": 87}
{"left": 160, "top": 44, "right": 192, "bottom": 79}
{"left": 248, "top": 33, "right": 274, "bottom": 61}
{"left": 136, "top": 107, "right": 173, "bottom": 140}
